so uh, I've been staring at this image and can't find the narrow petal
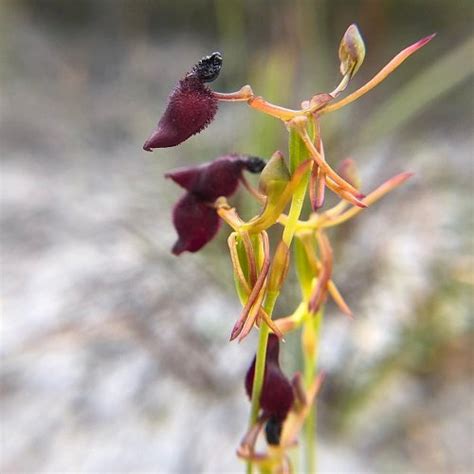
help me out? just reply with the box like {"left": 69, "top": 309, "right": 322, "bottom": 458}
{"left": 322, "top": 172, "right": 413, "bottom": 228}
{"left": 308, "top": 232, "right": 333, "bottom": 314}
{"left": 242, "top": 158, "right": 312, "bottom": 233}
{"left": 238, "top": 283, "right": 267, "bottom": 342}
{"left": 280, "top": 373, "right": 325, "bottom": 448}
{"left": 258, "top": 309, "right": 285, "bottom": 340}
{"left": 230, "top": 233, "right": 270, "bottom": 341}
{"left": 241, "top": 231, "right": 258, "bottom": 286}
{"left": 237, "top": 416, "right": 267, "bottom": 459}
{"left": 321, "top": 34, "right": 436, "bottom": 114}
{"left": 327, "top": 280, "right": 354, "bottom": 319}
{"left": 326, "top": 178, "right": 367, "bottom": 208}
{"left": 291, "top": 120, "right": 361, "bottom": 199}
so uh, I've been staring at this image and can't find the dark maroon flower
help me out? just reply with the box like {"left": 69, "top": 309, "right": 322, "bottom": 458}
{"left": 143, "top": 52, "right": 223, "bottom": 150}
{"left": 166, "top": 154, "right": 266, "bottom": 201}
{"left": 245, "top": 334, "right": 294, "bottom": 444}
{"left": 171, "top": 193, "right": 221, "bottom": 255}
{"left": 168, "top": 154, "right": 266, "bottom": 255}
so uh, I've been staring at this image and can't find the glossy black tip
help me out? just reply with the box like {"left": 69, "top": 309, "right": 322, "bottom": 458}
{"left": 245, "top": 156, "right": 266, "bottom": 174}
{"left": 265, "top": 417, "right": 283, "bottom": 446}
{"left": 192, "top": 52, "right": 223, "bottom": 83}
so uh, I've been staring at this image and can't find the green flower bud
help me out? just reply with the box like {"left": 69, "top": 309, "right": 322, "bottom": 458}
{"left": 258, "top": 151, "right": 291, "bottom": 198}
{"left": 339, "top": 24, "right": 366, "bottom": 79}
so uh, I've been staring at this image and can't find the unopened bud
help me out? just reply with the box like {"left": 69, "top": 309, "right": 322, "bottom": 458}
{"left": 339, "top": 24, "right": 366, "bottom": 79}
{"left": 258, "top": 151, "right": 290, "bottom": 197}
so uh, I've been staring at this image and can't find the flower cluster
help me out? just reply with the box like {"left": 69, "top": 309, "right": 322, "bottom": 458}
{"left": 142, "top": 25, "right": 433, "bottom": 473}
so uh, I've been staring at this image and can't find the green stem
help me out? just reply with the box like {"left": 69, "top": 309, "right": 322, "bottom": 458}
{"left": 303, "top": 310, "right": 323, "bottom": 473}
{"left": 247, "top": 126, "right": 311, "bottom": 474}
{"left": 249, "top": 292, "right": 279, "bottom": 424}
{"left": 283, "top": 126, "right": 312, "bottom": 246}
{"left": 247, "top": 291, "right": 278, "bottom": 474}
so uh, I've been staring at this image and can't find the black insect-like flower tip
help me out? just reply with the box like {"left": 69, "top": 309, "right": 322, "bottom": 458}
{"left": 190, "top": 52, "right": 223, "bottom": 82}
{"left": 166, "top": 154, "right": 266, "bottom": 202}
{"left": 171, "top": 193, "right": 221, "bottom": 255}
{"left": 265, "top": 416, "right": 283, "bottom": 446}
{"left": 244, "top": 156, "right": 267, "bottom": 174}
{"left": 143, "top": 52, "right": 223, "bottom": 151}
{"left": 245, "top": 334, "right": 294, "bottom": 425}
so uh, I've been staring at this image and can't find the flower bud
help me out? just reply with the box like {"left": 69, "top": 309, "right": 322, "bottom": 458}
{"left": 143, "top": 53, "right": 223, "bottom": 150}
{"left": 171, "top": 193, "right": 221, "bottom": 255}
{"left": 258, "top": 151, "right": 290, "bottom": 197}
{"left": 166, "top": 154, "right": 266, "bottom": 201}
{"left": 245, "top": 334, "right": 294, "bottom": 423}
{"left": 339, "top": 24, "right": 366, "bottom": 79}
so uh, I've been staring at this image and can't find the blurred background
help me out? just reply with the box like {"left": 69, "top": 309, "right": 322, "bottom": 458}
{"left": 1, "top": 0, "right": 473, "bottom": 472}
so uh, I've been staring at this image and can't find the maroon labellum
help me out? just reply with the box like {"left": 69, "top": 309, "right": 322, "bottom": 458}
{"left": 166, "top": 154, "right": 266, "bottom": 201}
{"left": 143, "top": 52, "right": 223, "bottom": 150}
{"left": 171, "top": 193, "right": 221, "bottom": 255}
{"left": 245, "top": 334, "right": 294, "bottom": 426}
{"left": 168, "top": 154, "right": 265, "bottom": 255}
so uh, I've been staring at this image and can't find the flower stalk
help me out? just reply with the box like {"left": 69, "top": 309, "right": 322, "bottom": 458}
{"left": 142, "top": 24, "right": 434, "bottom": 473}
